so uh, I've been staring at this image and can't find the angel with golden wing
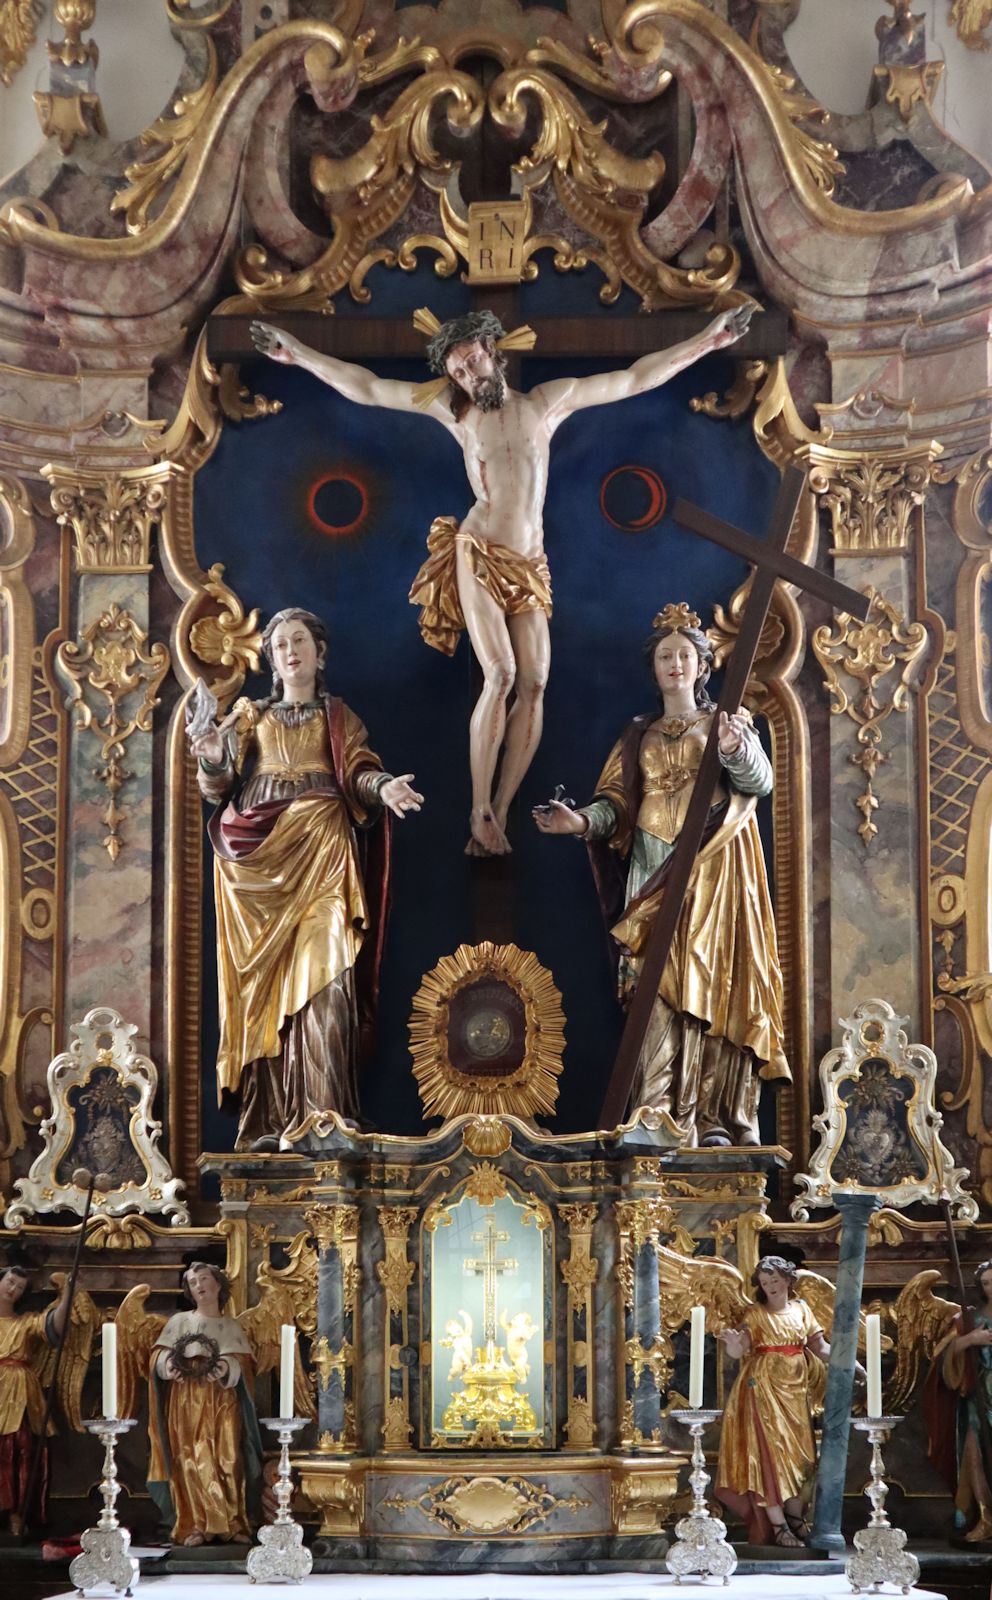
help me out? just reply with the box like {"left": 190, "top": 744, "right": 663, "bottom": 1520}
{"left": 657, "top": 1247, "right": 867, "bottom": 1549}
{"left": 116, "top": 1262, "right": 312, "bottom": 1547}
{"left": 0, "top": 1259, "right": 98, "bottom": 1536}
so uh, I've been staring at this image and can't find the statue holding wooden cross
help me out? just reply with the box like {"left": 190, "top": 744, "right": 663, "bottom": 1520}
{"left": 250, "top": 304, "right": 751, "bottom": 858}
{"left": 534, "top": 600, "right": 788, "bottom": 1146}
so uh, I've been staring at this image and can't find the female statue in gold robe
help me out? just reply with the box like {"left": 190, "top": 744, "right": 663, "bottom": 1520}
{"left": 716, "top": 1256, "right": 833, "bottom": 1547}
{"left": 190, "top": 608, "right": 423, "bottom": 1148}
{"left": 533, "top": 602, "right": 788, "bottom": 1144}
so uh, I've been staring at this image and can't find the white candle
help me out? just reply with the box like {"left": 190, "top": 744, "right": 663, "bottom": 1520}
{"left": 866, "top": 1312, "right": 882, "bottom": 1419}
{"left": 280, "top": 1323, "right": 295, "bottom": 1419}
{"left": 102, "top": 1321, "right": 118, "bottom": 1419}
{"left": 689, "top": 1305, "right": 705, "bottom": 1409}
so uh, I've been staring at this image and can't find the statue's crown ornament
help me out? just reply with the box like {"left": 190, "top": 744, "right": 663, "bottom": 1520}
{"left": 653, "top": 602, "right": 701, "bottom": 632}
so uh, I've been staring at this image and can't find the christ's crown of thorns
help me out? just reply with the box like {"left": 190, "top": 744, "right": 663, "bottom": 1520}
{"left": 410, "top": 307, "right": 537, "bottom": 409}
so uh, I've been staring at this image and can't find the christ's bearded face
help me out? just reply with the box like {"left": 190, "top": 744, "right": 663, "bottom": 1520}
{"left": 445, "top": 339, "right": 505, "bottom": 412}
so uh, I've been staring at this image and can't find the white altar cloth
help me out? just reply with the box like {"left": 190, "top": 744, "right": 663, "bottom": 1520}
{"left": 52, "top": 1572, "right": 942, "bottom": 1599}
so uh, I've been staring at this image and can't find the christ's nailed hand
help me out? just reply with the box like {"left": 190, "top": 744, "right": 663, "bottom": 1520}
{"left": 250, "top": 321, "right": 297, "bottom": 363}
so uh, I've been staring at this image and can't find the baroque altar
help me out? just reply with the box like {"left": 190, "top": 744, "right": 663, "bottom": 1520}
{"left": 0, "top": 0, "right": 990, "bottom": 1575}
{"left": 201, "top": 1116, "right": 783, "bottom": 1561}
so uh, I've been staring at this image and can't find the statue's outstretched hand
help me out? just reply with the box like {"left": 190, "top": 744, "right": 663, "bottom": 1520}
{"left": 707, "top": 304, "right": 754, "bottom": 350}
{"left": 250, "top": 320, "right": 299, "bottom": 364}
{"left": 533, "top": 800, "right": 588, "bottom": 836}
{"left": 718, "top": 710, "right": 747, "bottom": 755}
{"left": 189, "top": 728, "right": 225, "bottom": 767}
{"left": 381, "top": 774, "right": 424, "bottom": 819}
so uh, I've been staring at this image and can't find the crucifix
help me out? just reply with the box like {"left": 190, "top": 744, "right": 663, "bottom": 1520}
{"left": 464, "top": 1216, "right": 517, "bottom": 1352}
{"left": 597, "top": 464, "right": 872, "bottom": 1130}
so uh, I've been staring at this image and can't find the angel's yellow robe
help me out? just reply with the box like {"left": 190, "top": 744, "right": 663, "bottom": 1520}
{"left": 0, "top": 1309, "right": 53, "bottom": 1519}
{"left": 148, "top": 1311, "right": 262, "bottom": 1543}
{"left": 716, "top": 1298, "right": 823, "bottom": 1522}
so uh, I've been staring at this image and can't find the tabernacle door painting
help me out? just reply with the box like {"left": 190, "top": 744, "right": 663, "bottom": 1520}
{"left": 426, "top": 1178, "right": 552, "bottom": 1448}
{"left": 192, "top": 287, "right": 782, "bottom": 1141}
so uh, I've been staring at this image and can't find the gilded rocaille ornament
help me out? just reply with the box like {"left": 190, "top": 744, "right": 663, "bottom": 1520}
{"left": 792, "top": 998, "right": 977, "bottom": 1223}
{"left": 812, "top": 589, "right": 928, "bottom": 847}
{"left": 56, "top": 604, "right": 170, "bottom": 862}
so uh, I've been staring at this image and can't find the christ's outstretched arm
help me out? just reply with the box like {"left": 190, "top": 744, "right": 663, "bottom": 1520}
{"left": 532, "top": 305, "right": 753, "bottom": 430}
{"left": 250, "top": 322, "right": 454, "bottom": 424}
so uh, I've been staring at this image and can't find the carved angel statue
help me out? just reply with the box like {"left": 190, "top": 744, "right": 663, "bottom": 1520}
{"left": 0, "top": 1261, "right": 98, "bottom": 1535}
{"left": 500, "top": 1309, "right": 539, "bottom": 1385}
{"left": 441, "top": 1311, "right": 474, "bottom": 1383}
{"left": 116, "top": 1262, "right": 313, "bottom": 1547}
{"left": 658, "top": 1249, "right": 867, "bottom": 1549}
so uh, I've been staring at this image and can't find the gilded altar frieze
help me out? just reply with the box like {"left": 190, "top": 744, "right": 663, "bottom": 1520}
{"left": 381, "top": 1474, "right": 590, "bottom": 1537}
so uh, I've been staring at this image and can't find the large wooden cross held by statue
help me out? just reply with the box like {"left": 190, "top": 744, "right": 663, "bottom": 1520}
{"left": 598, "top": 465, "right": 872, "bottom": 1129}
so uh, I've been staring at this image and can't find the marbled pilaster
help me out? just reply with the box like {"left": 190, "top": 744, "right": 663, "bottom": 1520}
{"left": 810, "top": 1191, "right": 883, "bottom": 1555}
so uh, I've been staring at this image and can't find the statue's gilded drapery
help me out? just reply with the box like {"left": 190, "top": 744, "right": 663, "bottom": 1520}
{"left": 586, "top": 711, "right": 788, "bottom": 1142}
{"left": 148, "top": 1310, "right": 263, "bottom": 1544}
{"left": 715, "top": 1298, "right": 824, "bottom": 1540}
{"left": 203, "top": 694, "right": 389, "bottom": 1143}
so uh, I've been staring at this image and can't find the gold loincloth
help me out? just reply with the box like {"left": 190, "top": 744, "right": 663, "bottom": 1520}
{"left": 409, "top": 515, "right": 553, "bottom": 656}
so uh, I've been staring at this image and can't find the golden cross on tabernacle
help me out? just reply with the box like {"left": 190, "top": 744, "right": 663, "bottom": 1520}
{"left": 464, "top": 1217, "right": 517, "bottom": 1346}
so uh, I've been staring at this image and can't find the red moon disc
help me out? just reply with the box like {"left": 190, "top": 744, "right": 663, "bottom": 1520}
{"left": 599, "top": 465, "right": 667, "bottom": 531}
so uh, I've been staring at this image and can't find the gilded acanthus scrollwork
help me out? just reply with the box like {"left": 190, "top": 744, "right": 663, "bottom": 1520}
{"left": 56, "top": 604, "right": 171, "bottom": 862}
{"left": 112, "top": 36, "right": 219, "bottom": 235}
{"left": 378, "top": 1206, "right": 418, "bottom": 1451}
{"left": 256, "top": 1229, "right": 318, "bottom": 1339}
{"left": 189, "top": 563, "right": 262, "bottom": 682}
{"left": 44, "top": 465, "right": 175, "bottom": 573}
{"left": 0, "top": 0, "right": 42, "bottom": 86}
{"left": 559, "top": 1203, "right": 598, "bottom": 1450}
{"left": 807, "top": 451, "right": 938, "bottom": 554}
{"left": 812, "top": 590, "right": 928, "bottom": 847}
{"left": 949, "top": 0, "right": 992, "bottom": 49}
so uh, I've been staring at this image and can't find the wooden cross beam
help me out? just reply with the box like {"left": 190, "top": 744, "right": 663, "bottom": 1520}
{"left": 207, "top": 309, "right": 790, "bottom": 367}
{"left": 598, "top": 464, "right": 872, "bottom": 1131}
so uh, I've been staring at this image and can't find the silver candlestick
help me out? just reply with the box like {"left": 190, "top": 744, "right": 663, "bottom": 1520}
{"left": 667, "top": 1409, "right": 738, "bottom": 1585}
{"left": 846, "top": 1416, "right": 919, "bottom": 1594}
{"left": 247, "top": 1417, "right": 312, "bottom": 1584}
{"left": 70, "top": 1418, "right": 140, "bottom": 1597}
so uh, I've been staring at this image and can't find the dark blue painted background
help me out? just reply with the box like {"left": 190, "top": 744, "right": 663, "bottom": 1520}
{"left": 193, "top": 318, "right": 779, "bottom": 1145}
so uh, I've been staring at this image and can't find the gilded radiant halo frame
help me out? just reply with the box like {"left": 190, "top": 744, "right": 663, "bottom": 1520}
{"left": 408, "top": 941, "right": 566, "bottom": 1122}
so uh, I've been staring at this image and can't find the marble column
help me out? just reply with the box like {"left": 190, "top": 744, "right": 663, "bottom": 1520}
{"left": 46, "top": 464, "right": 173, "bottom": 1047}
{"left": 809, "top": 1191, "right": 883, "bottom": 1555}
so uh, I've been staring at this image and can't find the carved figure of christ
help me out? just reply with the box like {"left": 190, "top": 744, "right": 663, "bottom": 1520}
{"left": 251, "top": 306, "right": 752, "bottom": 856}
